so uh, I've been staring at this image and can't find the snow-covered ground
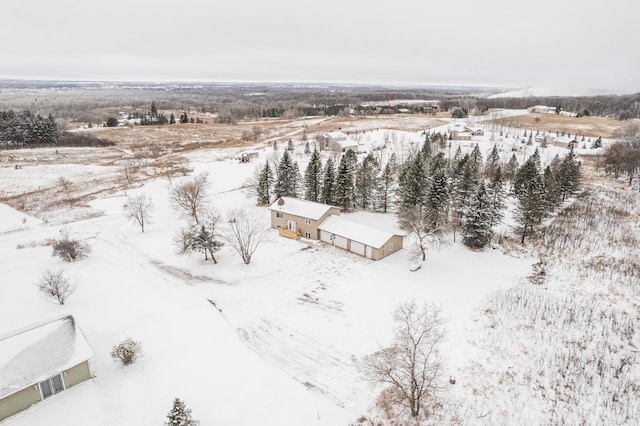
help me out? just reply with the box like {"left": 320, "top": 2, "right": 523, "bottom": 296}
{"left": 0, "top": 133, "right": 539, "bottom": 425}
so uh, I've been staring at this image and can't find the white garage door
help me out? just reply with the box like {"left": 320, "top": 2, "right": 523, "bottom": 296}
{"left": 350, "top": 241, "right": 365, "bottom": 256}
{"left": 365, "top": 246, "right": 373, "bottom": 259}
{"left": 334, "top": 235, "right": 348, "bottom": 249}
{"left": 320, "top": 230, "right": 333, "bottom": 244}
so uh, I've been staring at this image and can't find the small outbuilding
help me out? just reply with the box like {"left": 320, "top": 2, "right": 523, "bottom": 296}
{"left": 318, "top": 216, "right": 404, "bottom": 260}
{"left": 0, "top": 315, "right": 94, "bottom": 421}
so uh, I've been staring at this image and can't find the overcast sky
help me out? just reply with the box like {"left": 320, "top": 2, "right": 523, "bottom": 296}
{"left": 1, "top": 0, "right": 638, "bottom": 93}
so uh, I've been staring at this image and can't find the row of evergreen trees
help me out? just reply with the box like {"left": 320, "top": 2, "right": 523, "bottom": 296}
{"left": 0, "top": 110, "right": 60, "bottom": 145}
{"left": 254, "top": 135, "right": 580, "bottom": 249}
{"left": 255, "top": 148, "right": 396, "bottom": 213}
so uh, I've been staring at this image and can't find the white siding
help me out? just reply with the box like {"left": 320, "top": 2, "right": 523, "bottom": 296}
{"left": 350, "top": 241, "right": 365, "bottom": 256}
{"left": 334, "top": 235, "right": 348, "bottom": 249}
{"left": 320, "top": 230, "right": 333, "bottom": 243}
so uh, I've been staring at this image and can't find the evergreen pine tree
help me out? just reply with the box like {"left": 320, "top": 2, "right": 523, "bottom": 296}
{"left": 462, "top": 182, "right": 493, "bottom": 249}
{"left": 150, "top": 101, "right": 158, "bottom": 117}
{"left": 335, "top": 154, "right": 355, "bottom": 210}
{"left": 504, "top": 153, "right": 520, "bottom": 186}
{"left": 542, "top": 165, "right": 561, "bottom": 212}
{"left": 396, "top": 154, "right": 427, "bottom": 208}
{"left": 304, "top": 141, "right": 311, "bottom": 155}
{"left": 450, "top": 154, "right": 478, "bottom": 239}
{"left": 484, "top": 144, "right": 501, "bottom": 180}
{"left": 169, "top": 113, "right": 176, "bottom": 125}
{"left": 376, "top": 161, "right": 395, "bottom": 213}
{"left": 487, "top": 165, "right": 506, "bottom": 226}
{"left": 421, "top": 135, "right": 432, "bottom": 160}
{"left": 165, "top": 398, "right": 200, "bottom": 426}
{"left": 556, "top": 147, "right": 581, "bottom": 201}
{"left": 321, "top": 158, "right": 336, "bottom": 205}
{"left": 303, "top": 149, "right": 323, "bottom": 202}
{"left": 388, "top": 152, "right": 398, "bottom": 174}
{"left": 469, "top": 144, "right": 483, "bottom": 177}
{"left": 256, "top": 162, "right": 274, "bottom": 205}
{"left": 513, "top": 157, "right": 546, "bottom": 243}
{"left": 275, "top": 150, "right": 299, "bottom": 198}
{"left": 423, "top": 167, "right": 449, "bottom": 232}
{"left": 355, "top": 153, "right": 380, "bottom": 210}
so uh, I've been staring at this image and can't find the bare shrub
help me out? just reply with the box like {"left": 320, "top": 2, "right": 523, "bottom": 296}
{"left": 37, "top": 269, "right": 77, "bottom": 304}
{"left": 110, "top": 338, "right": 143, "bottom": 366}
{"left": 56, "top": 176, "right": 72, "bottom": 191}
{"left": 52, "top": 230, "right": 91, "bottom": 261}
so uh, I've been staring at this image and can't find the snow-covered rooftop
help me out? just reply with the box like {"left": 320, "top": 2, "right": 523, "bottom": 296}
{"left": 268, "top": 197, "right": 337, "bottom": 220}
{"left": 318, "top": 215, "right": 402, "bottom": 248}
{"left": 337, "top": 139, "right": 358, "bottom": 148}
{"left": 325, "top": 131, "right": 347, "bottom": 140}
{"left": 0, "top": 315, "right": 94, "bottom": 399}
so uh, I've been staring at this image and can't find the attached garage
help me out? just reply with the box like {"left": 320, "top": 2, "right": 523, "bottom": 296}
{"left": 334, "top": 235, "right": 348, "bottom": 249}
{"left": 350, "top": 241, "right": 365, "bottom": 256}
{"left": 318, "top": 216, "right": 404, "bottom": 260}
{"left": 320, "top": 230, "right": 348, "bottom": 249}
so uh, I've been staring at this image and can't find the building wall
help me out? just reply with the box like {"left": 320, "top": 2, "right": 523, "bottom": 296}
{"left": 370, "top": 235, "right": 404, "bottom": 260}
{"left": 0, "top": 361, "right": 91, "bottom": 422}
{"left": 64, "top": 361, "right": 91, "bottom": 388}
{"left": 271, "top": 207, "right": 340, "bottom": 239}
{"left": 0, "top": 385, "right": 40, "bottom": 421}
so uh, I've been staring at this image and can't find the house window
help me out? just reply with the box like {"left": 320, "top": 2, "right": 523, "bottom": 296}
{"left": 305, "top": 218, "right": 312, "bottom": 225}
{"left": 304, "top": 232, "right": 312, "bottom": 239}
{"left": 276, "top": 212, "right": 283, "bottom": 218}
{"left": 39, "top": 374, "right": 64, "bottom": 400}
{"left": 387, "top": 242, "right": 394, "bottom": 251}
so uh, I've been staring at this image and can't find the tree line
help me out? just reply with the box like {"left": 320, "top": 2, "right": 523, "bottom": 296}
{"left": 253, "top": 133, "right": 581, "bottom": 251}
{"left": 0, "top": 110, "right": 60, "bottom": 145}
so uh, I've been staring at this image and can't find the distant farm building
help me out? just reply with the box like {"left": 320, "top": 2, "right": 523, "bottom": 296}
{"left": 268, "top": 197, "right": 404, "bottom": 260}
{"left": 324, "top": 131, "right": 347, "bottom": 144}
{"left": 0, "top": 315, "right": 94, "bottom": 421}
{"left": 236, "top": 150, "right": 260, "bottom": 163}
{"left": 528, "top": 105, "right": 556, "bottom": 114}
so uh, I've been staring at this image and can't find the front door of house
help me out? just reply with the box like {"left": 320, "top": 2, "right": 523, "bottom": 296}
{"left": 287, "top": 220, "right": 296, "bottom": 231}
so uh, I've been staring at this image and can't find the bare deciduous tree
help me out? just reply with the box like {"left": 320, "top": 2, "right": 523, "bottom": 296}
{"left": 175, "top": 206, "right": 224, "bottom": 263}
{"left": 121, "top": 160, "right": 135, "bottom": 189}
{"left": 37, "top": 269, "right": 77, "bottom": 304}
{"left": 126, "top": 193, "right": 153, "bottom": 232}
{"left": 223, "top": 209, "right": 269, "bottom": 264}
{"left": 170, "top": 174, "right": 208, "bottom": 223}
{"left": 363, "top": 301, "right": 446, "bottom": 419}
{"left": 399, "top": 207, "right": 448, "bottom": 266}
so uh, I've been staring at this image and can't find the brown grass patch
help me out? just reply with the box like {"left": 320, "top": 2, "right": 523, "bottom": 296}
{"left": 487, "top": 113, "right": 624, "bottom": 138}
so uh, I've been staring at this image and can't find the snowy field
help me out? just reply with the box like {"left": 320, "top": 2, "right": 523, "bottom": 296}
{"left": 2, "top": 118, "right": 634, "bottom": 425}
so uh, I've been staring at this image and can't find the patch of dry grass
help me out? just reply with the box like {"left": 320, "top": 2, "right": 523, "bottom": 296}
{"left": 487, "top": 113, "right": 625, "bottom": 138}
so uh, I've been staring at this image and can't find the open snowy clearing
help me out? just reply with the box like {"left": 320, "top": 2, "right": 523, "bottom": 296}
{"left": 4, "top": 114, "right": 635, "bottom": 424}
{"left": 0, "top": 123, "right": 538, "bottom": 425}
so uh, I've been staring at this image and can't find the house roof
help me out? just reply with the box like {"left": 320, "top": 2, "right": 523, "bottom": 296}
{"left": 326, "top": 131, "right": 347, "bottom": 139}
{"left": 318, "top": 215, "right": 402, "bottom": 249}
{"left": 0, "top": 315, "right": 94, "bottom": 399}
{"left": 337, "top": 139, "right": 358, "bottom": 148}
{"left": 268, "top": 197, "right": 338, "bottom": 220}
